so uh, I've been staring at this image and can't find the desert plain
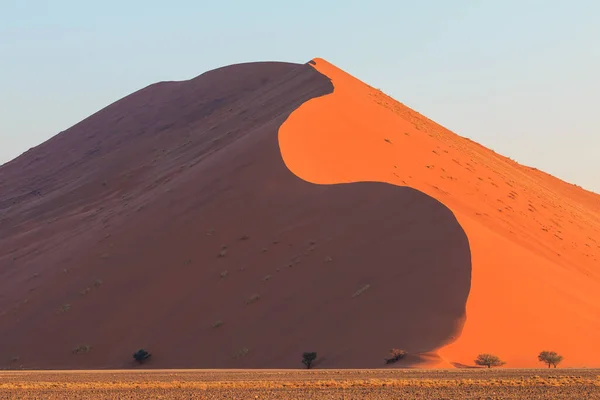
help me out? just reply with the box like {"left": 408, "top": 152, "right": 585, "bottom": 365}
{"left": 2, "top": 369, "right": 600, "bottom": 399}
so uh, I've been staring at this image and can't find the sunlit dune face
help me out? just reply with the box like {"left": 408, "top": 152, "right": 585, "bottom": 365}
{"left": 279, "top": 58, "right": 600, "bottom": 368}
{"left": 3, "top": 57, "right": 599, "bottom": 370}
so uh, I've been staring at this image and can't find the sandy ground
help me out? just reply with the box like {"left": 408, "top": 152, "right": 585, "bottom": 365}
{"left": 1, "top": 369, "right": 599, "bottom": 399}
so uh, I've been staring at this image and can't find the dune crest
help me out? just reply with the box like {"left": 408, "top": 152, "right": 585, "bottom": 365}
{"left": 0, "top": 61, "right": 469, "bottom": 369}
{"left": 279, "top": 58, "right": 600, "bottom": 368}
{"left": 1, "top": 57, "right": 598, "bottom": 369}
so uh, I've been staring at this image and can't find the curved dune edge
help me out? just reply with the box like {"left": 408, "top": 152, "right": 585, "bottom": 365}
{"left": 0, "top": 61, "right": 471, "bottom": 369}
{"left": 278, "top": 58, "right": 600, "bottom": 368}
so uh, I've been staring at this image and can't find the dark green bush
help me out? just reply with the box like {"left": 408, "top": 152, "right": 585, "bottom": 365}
{"left": 133, "top": 348, "right": 151, "bottom": 363}
{"left": 302, "top": 352, "right": 317, "bottom": 369}
{"left": 385, "top": 348, "right": 406, "bottom": 364}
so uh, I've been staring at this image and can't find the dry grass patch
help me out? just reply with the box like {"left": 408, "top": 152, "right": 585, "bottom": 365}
{"left": 212, "top": 320, "right": 223, "bottom": 328}
{"left": 352, "top": 284, "right": 370, "bottom": 298}
{"left": 72, "top": 345, "right": 91, "bottom": 355}
{"left": 245, "top": 293, "right": 260, "bottom": 305}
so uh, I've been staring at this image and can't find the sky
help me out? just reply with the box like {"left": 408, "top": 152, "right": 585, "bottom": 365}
{"left": 1, "top": 0, "right": 599, "bottom": 192}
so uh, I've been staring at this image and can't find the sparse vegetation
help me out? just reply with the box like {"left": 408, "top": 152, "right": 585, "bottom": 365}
{"left": 352, "top": 284, "right": 371, "bottom": 298}
{"left": 212, "top": 320, "right": 223, "bottom": 328}
{"left": 218, "top": 249, "right": 228, "bottom": 258}
{"left": 233, "top": 347, "right": 249, "bottom": 359}
{"left": 262, "top": 274, "right": 271, "bottom": 282}
{"left": 72, "top": 345, "right": 91, "bottom": 355}
{"left": 538, "top": 351, "right": 564, "bottom": 368}
{"left": 59, "top": 304, "right": 71, "bottom": 313}
{"left": 133, "top": 349, "right": 151, "bottom": 363}
{"left": 239, "top": 235, "right": 249, "bottom": 241}
{"left": 94, "top": 279, "right": 103, "bottom": 287}
{"left": 79, "top": 288, "right": 91, "bottom": 296}
{"left": 245, "top": 293, "right": 260, "bottom": 305}
{"left": 302, "top": 352, "right": 317, "bottom": 369}
{"left": 220, "top": 270, "right": 228, "bottom": 278}
{"left": 474, "top": 353, "right": 506, "bottom": 368}
{"left": 385, "top": 348, "right": 407, "bottom": 364}
{"left": 4, "top": 369, "right": 600, "bottom": 398}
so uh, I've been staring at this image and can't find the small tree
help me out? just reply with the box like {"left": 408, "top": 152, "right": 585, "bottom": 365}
{"left": 133, "top": 348, "right": 151, "bottom": 363}
{"left": 385, "top": 348, "right": 407, "bottom": 364}
{"left": 474, "top": 353, "right": 505, "bottom": 368}
{"left": 302, "top": 352, "right": 317, "bottom": 369}
{"left": 538, "top": 351, "right": 563, "bottom": 368}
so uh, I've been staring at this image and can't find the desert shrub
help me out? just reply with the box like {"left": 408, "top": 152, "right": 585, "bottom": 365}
{"left": 72, "top": 345, "right": 91, "bottom": 354}
{"left": 538, "top": 351, "right": 563, "bottom": 368}
{"left": 133, "top": 348, "right": 151, "bottom": 363}
{"left": 233, "top": 347, "right": 249, "bottom": 359}
{"left": 352, "top": 284, "right": 371, "bottom": 298}
{"left": 385, "top": 348, "right": 407, "bottom": 364}
{"left": 302, "top": 352, "right": 317, "bottom": 369}
{"left": 245, "top": 293, "right": 260, "bottom": 305}
{"left": 474, "top": 353, "right": 505, "bottom": 368}
{"left": 212, "top": 320, "right": 223, "bottom": 328}
{"left": 59, "top": 304, "right": 71, "bottom": 313}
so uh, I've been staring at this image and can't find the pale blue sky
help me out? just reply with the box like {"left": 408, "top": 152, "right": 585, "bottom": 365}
{"left": 1, "top": 1, "right": 599, "bottom": 192}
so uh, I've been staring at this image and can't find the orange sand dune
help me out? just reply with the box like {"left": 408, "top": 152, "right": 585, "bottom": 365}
{"left": 1, "top": 57, "right": 598, "bottom": 370}
{"left": 279, "top": 58, "right": 600, "bottom": 368}
{"left": 0, "top": 61, "right": 470, "bottom": 369}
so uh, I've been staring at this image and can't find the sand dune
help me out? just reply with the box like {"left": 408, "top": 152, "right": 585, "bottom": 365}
{"left": 280, "top": 58, "right": 600, "bottom": 368}
{"left": 0, "top": 57, "right": 598, "bottom": 369}
{"left": 0, "top": 61, "right": 468, "bottom": 369}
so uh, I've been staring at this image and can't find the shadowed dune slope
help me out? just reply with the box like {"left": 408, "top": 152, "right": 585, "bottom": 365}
{"left": 280, "top": 58, "right": 600, "bottom": 368}
{"left": 0, "top": 61, "right": 471, "bottom": 369}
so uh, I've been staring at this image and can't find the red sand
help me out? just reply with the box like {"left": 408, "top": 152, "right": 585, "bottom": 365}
{"left": 0, "top": 61, "right": 470, "bottom": 369}
{"left": 1, "top": 57, "right": 598, "bottom": 370}
{"left": 279, "top": 58, "right": 600, "bottom": 368}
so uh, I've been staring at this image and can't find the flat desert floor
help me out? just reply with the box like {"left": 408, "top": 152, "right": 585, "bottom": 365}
{"left": 1, "top": 369, "right": 599, "bottom": 399}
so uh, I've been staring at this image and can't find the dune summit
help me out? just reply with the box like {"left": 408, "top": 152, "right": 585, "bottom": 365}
{"left": 281, "top": 58, "right": 600, "bottom": 368}
{"left": 0, "top": 58, "right": 598, "bottom": 369}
